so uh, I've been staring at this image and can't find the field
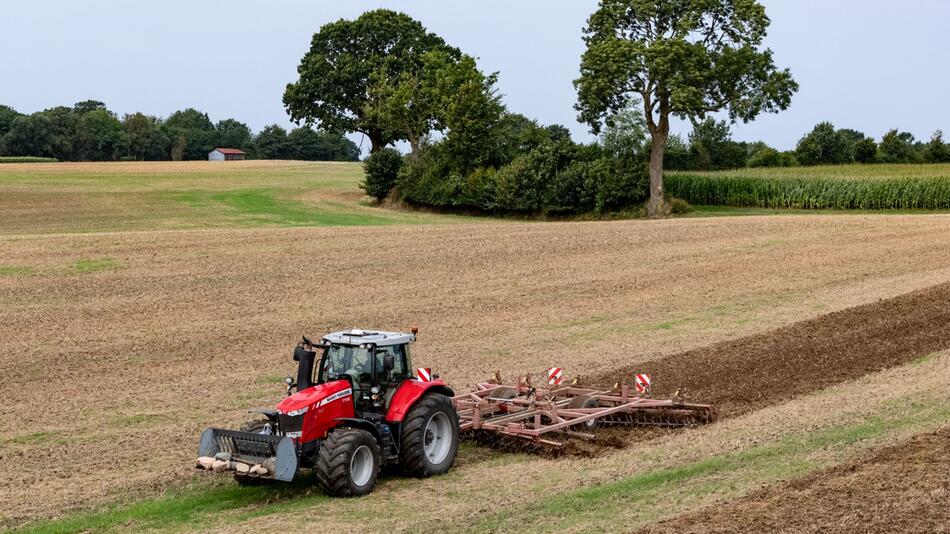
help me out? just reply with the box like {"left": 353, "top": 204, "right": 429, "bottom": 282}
{"left": 2, "top": 161, "right": 949, "bottom": 532}
{"left": 667, "top": 163, "right": 950, "bottom": 210}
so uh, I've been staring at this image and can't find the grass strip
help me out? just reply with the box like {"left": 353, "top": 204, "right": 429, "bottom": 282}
{"left": 465, "top": 400, "right": 950, "bottom": 533}
{"left": 13, "top": 479, "right": 328, "bottom": 534}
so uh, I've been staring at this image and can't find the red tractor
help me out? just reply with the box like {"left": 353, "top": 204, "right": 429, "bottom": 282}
{"left": 196, "top": 328, "right": 459, "bottom": 496}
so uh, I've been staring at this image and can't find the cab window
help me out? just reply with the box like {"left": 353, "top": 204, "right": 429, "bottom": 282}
{"left": 374, "top": 344, "right": 407, "bottom": 382}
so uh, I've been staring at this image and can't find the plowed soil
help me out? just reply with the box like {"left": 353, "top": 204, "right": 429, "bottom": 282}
{"left": 641, "top": 426, "right": 950, "bottom": 534}
{"left": 594, "top": 281, "right": 950, "bottom": 417}
{"left": 6, "top": 211, "right": 950, "bottom": 524}
{"left": 567, "top": 282, "right": 950, "bottom": 454}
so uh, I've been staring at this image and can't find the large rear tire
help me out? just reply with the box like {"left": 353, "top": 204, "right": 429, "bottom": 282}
{"left": 315, "top": 429, "right": 380, "bottom": 497}
{"left": 399, "top": 394, "right": 459, "bottom": 477}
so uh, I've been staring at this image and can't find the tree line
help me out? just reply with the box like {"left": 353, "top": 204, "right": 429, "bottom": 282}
{"left": 0, "top": 101, "right": 359, "bottom": 162}
{"left": 284, "top": 4, "right": 798, "bottom": 217}
{"left": 653, "top": 119, "right": 950, "bottom": 172}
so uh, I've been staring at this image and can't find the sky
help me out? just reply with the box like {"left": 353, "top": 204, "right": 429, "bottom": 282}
{"left": 3, "top": 0, "right": 950, "bottom": 151}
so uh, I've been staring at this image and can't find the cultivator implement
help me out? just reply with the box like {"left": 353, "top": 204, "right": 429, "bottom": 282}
{"left": 453, "top": 373, "right": 715, "bottom": 448}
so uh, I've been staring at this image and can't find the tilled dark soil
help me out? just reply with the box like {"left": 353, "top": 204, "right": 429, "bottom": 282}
{"left": 594, "top": 281, "right": 950, "bottom": 419}
{"left": 639, "top": 426, "right": 950, "bottom": 534}
{"left": 571, "top": 282, "right": 950, "bottom": 453}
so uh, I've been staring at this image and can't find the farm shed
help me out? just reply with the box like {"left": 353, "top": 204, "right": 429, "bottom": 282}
{"left": 208, "top": 148, "right": 246, "bottom": 161}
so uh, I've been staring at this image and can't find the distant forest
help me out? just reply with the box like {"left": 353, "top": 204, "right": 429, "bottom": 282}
{"left": 0, "top": 101, "right": 360, "bottom": 162}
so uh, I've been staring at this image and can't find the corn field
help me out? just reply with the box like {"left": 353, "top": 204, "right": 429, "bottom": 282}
{"left": 666, "top": 164, "right": 950, "bottom": 210}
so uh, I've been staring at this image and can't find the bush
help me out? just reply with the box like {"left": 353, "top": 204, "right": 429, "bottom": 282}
{"left": 362, "top": 148, "right": 403, "bottom": 201}
{"left": 854, "top": 138, "right": 879, "bottom": 164}
{"left": 747, "top": 147, "right": 783, "bottom": 168}
{"left": 397, "top": 140, "right": 648, "bottom": 215}
{"left": 747, "top": 147, "right": 799, "bottom": 168}
{"left": 669, "top": 197, "right": 693, "bottom": 214}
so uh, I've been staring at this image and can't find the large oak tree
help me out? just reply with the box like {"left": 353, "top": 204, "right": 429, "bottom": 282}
{"left": 284, "top": 10, "right": 459, "bottom": 154}
{"left": 575, "top": 0, "right": 797, "bottom": 217}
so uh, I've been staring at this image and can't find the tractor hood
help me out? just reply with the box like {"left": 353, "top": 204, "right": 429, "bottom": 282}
{"left": 276, "top": 380, "right": 351, "bottom": 415}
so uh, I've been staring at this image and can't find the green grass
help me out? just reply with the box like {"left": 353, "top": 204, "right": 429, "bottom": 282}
{"left": 0, "top": 266, "right": 37, "bottom": 277}
{"left": 72, "top": 258, "right": 120, "bottom": 273}
{"left": 0, "top": 161, "right": 471, "bottom": 235}
{"left": 0, "top": 157, "right": 58, "bottom": 163}
{"left": 177, "top": 189, "right": 400, "bottom": 227}
{"left": 668, "top": 163, "right": 950, "bottom": 210}
{"left": 14, "top": 480, "right": 329, "bottom": 534}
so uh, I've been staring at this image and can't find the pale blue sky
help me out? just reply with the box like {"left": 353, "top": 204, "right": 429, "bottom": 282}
{"left": 3, "top": 1, "right": 949, "bottom": 150}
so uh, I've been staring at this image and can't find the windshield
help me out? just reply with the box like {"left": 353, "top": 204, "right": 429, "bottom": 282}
{"left": 317, "top": 343, "right": 408, "bottom": 386}
{"left": 320, "top": 344, "right": 373, "bottom": 385}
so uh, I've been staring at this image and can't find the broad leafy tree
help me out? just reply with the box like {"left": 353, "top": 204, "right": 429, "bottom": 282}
{"left": 78, "top": 109, "right": 127, "bottom": 161}
{"left": 284, "top": 9, "right": 459, "bottom": 153}
{"left": 1, "top": 113, "right": 54, "bottom": 157}
{"left": 165, "top": 108, "right": 216, "bottom": 160}
{"left": 879, "top": 129, "right": 919, "bottom": 163}
{"left": 254, "top": 124, "right": 289, "bottom": 159}
{"left": 796, "top": 122, "right": 853, "bottom": 165}
{"left": 286, "top": 127, "right": 360, "bottom": 161}
{"left": 123, "top": 113, "right": 169, "bottom": 161}
{"left": 854, "top": 137, "right": 879, "bottom": 164}
{"left": 600, "top": 101, "right": 649, "bottom": 160}
{"left": 925, "top": 130, "right": 950, "bottom": 163}
{"left": 429, "top": 54, "right": 504, "bottom": 173}
{"left": 689, "top": 118, "right": 747, "bottom": 170}
{"left": 44, "top": 106, "right": 81, "bottom": 161}
{"left": 0, "top": 105, "right": 21, "bottom": 139}
{"left": 215, "top": 119, "right": 253, "bottom": 151}
{"left": 73, "top": 99, "right": 108, "bottom": 115}
{"left": 575, "top": 0, "right": 797, "bottom": 216}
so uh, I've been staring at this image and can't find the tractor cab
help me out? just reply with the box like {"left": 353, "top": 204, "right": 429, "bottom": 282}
{"left": 307, "top": 329, "right": 416, "bottom": 414}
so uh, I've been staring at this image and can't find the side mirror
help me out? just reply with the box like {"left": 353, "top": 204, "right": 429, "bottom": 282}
{"left": 383, "top": 353, "right": 395, "bottom": 372}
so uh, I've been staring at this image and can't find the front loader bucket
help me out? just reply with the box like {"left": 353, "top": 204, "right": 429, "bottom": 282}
{"left": 197, "top": 428, "right": 298, "bottom": 482}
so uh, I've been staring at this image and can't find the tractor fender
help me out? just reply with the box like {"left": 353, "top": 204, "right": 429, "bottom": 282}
{"left": 386, "top": 380, "right": 455, "bottom": 423}
{"left": 333, "top": 418, "right": 382, "bottom": 441}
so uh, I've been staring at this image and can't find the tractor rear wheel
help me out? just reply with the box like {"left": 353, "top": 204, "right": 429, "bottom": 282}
{"left": 400, "top": 394, "right": 459, "bottom": 477}
{"left": 315, "top": 429, "right": 380, "bottom": 497}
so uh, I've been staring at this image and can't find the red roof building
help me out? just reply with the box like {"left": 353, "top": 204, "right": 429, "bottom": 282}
{"left": 209, "top": 148, "right": 247, "bottom": 161}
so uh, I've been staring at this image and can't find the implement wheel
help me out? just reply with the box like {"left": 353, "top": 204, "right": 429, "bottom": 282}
{"left": 400, "top": 394, "right": 459, "bottom": 477}
{"left": 568, "top": 395, "right": 600, "bottom": 430}
{"left": 315, "top": 429, "right": 380, "bottom": 497}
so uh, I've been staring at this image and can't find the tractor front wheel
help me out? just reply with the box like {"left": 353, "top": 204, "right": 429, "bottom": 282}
{"left": 315, "top": 429, "right": 380, "bottom": 497}
{"left": 400, "top": 394, "right": 459, "bottom": 477}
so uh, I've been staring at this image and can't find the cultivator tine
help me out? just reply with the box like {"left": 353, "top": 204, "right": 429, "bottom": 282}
{"left": 453, "top": 375, "right": 716, "bottom": 451}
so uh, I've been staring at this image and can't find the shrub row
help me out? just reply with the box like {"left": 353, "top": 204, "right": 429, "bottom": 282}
{"left": 397, "top": 142, "right": 648, "bottom": 214}
{"left": 666, "top": 173, "right": 950, "bottom": 210}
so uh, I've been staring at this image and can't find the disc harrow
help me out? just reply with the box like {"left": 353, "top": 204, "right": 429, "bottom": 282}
{"left": 452, "top": 373, "right": 716, "bottom": 448}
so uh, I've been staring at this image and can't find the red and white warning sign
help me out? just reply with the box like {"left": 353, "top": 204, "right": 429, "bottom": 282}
{"left": 547, "top": 367, "right": 563, "bottom": 386}
{"left": 634, "top": 373, "right": 651, "bottom": 394}
{"left": 416, "top": 368, "right": 432, "bottom": 382}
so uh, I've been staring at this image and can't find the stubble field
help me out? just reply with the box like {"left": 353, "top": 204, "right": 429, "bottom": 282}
{"left": 2, "top": 161, "right": 949, "bottom": 532}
